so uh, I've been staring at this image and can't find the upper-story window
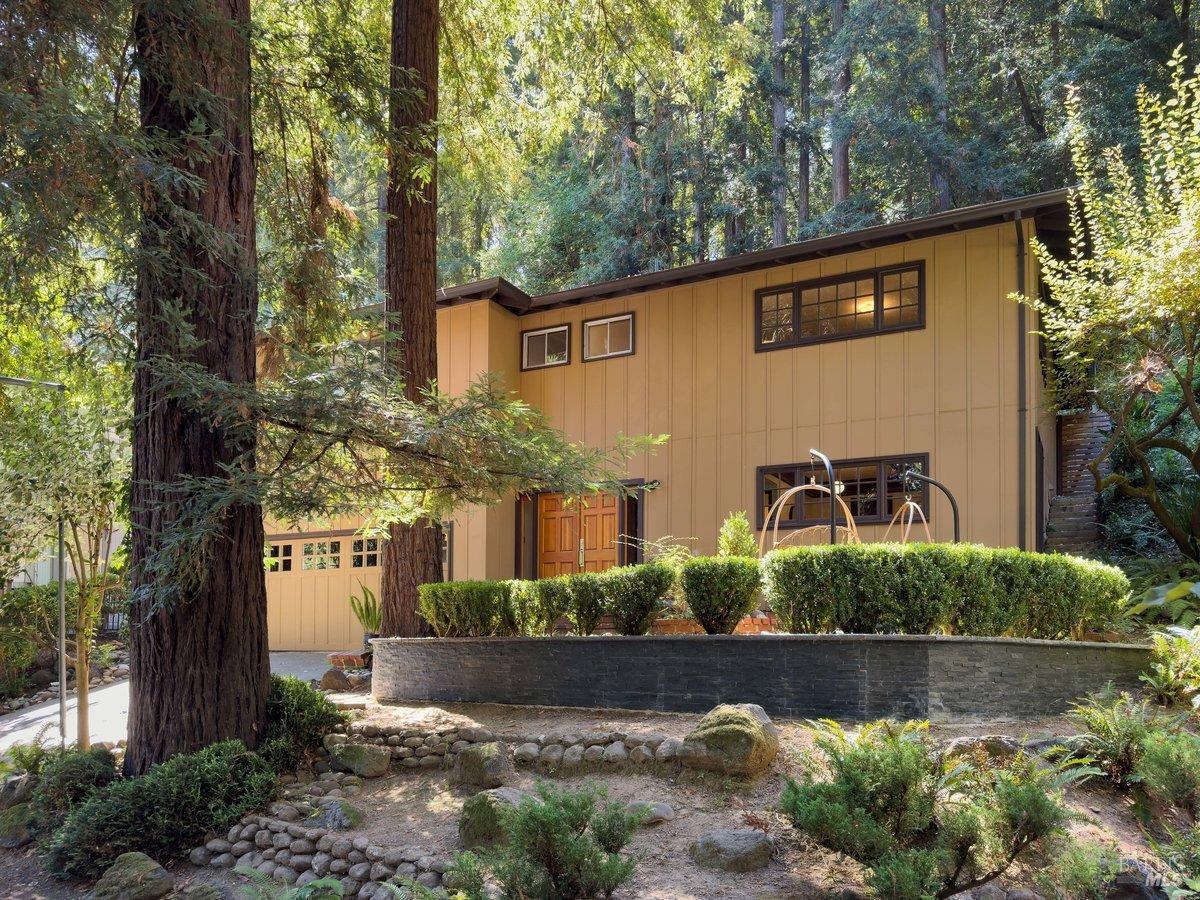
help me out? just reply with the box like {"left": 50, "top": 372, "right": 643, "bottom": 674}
{"left": 757, "top": 453, "right": 929, "bottom": 528}
{"left": 755, "top": 262, "right": 924, "bottom": 351}
{"left": 582, "top": 313, "right": 634, "bottom": 361}
{"left": 522, "top": 324, "right": 570, "bottom": 370}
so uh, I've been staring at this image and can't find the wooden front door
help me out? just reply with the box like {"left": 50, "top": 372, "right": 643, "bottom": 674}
{"left": 537, "top": 492, "right": 620, "bottom": 577}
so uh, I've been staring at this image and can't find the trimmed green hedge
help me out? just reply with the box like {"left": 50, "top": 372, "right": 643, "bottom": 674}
{"left": 761, "top": 543, "right": 1128, "bottom": 639}
{"left": 417, "top": 563, "right": 676, "bottom": 637}
{"left": 601, "top": 563, "right": 674, "bottom": 635}
{"left": 680, "top": 557, "right": 761, "bottom": 634}
{"left": 418, "top": 580, "right": 517, "bottom": 637}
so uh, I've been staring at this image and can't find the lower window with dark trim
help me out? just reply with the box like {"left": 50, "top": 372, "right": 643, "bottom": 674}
{"left": 757, "top": 454, "right": 930, "bottom": 528}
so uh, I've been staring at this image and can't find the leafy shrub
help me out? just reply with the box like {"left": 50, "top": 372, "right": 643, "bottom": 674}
{"left": 29, "top": 746, "right": 117, "bottom": 831}
{"left": 1, "top": 724, "right": 60, "bottom": 777}
{"left": 762, "top": 543, "right": 1128, "bottom": 638}
{"left": 43, "top": 740, "right": 276, "bottom": 878}
{"left": 1154, "top": 825, "right": 1200, "bottom": 894}
{"left": 418, "top": 580, "right": 515, "bottom": 637}
{"left": 565, "top": 572, "right": 606, "bottom": 636}
{"left": 599, "top": 563, "right": 674, "bottom": 635}
{"left": 1135, "top": 729, "right": 1200, "bottom": 816}
{"left": 510, "top": 577, "right": 571, "bottom": 636}
{"left": 1140, "top": 627, "right": 1200, "bottom": 708}
{"left": 0, "top": 582, "right": 80, "bottom": 687}
{"left": 448, "top": 782, "right": 640, "bottom": 900}
{"left": 782, "top": 719, "right": 1077, "bottom": 899}
{"left": 717, "top": 511, "right": 758, "bottom": 558}
{"left": 1035, "top": 839, "right": 1121, "bottom": 899}
{"left": 349, "top": 583, "right": 381, "bottom": 634}
{"left": 680, "top": 557, "right": 761, "bottom": 634}
{"left": 258, "top": 675, "right": 348, "bottom": 772}
{"left": 1067, "top": 690, "right": 1163, "bottom": 786}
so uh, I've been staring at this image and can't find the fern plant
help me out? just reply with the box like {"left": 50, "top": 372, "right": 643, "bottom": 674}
{"left": 234, "top": 866, "right": 344, "bottom": 899}
{"left": 349, "top": 583, "right": 381, "bottom": 634}
{"left": 1140, "top": 627, "right": 1200, "bottom": 710}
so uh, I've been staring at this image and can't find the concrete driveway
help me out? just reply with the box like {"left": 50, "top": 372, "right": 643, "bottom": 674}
{"left": 0, "top": 652, "right": 331, "bottom": 753}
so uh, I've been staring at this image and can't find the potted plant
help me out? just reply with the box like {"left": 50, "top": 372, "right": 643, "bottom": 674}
{"left": 349, "top": 583, "right": 382, "bottom": 651}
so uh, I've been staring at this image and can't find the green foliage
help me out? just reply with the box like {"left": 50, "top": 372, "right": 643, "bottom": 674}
{"left": 1, "top": 725, "right": 60, "bottom": 778}
{"left": 42, "top": 740, "right": 276, "bottom": 879}
{"left": 1022, "top": 60, "right": 1200, "bottom": 561}
{"left": 348, "top": 583, "right": 381, "bottom": 634}
{"left": 782, "top": 719, "right": 1076, "bottom": 899}
{"left": 1067, "top": 690, "right": 1160, "bottom": 786}
{"left": 0, "top": 582, "right": 80, "bottom": 686}
{"left": 679, "top": 556, "right": 761, "bottom": 634}
{"left": 418, "top": 580, "right": 517, "bottom": 637}
{"left": 29, "top": 746, "right": 117, "bottom": 832}
{"left": 716, "top": 511, "right": 757, "bottom": 558}
{"left": 258, "top": 674, "right": 348, "bottom": 773}
{"left": 510, "top": 577, "right": 571, "bottom": 636}
{"left": 1140, "top": 627, "right": 1200, "bottom": 709}
{"left": 234, "top": 866, "right": 345, "bottom": 899}
{"left": 1153, "top": 825, "right": 1200, "bottom": 894}
{"left": 564, "top": 572, "right": 606, "bottom": 636}
{"left": 451, "top": 782, "right": 640, "bottom": 900}
{"left": 762, "top": 543, "right": 1128, "bottom": 638}
{"left": 598, "top": 563, "right": 674, "bottom": 635}
{"left": 1035, "top": 839, "right": 1121, "bottom": 900}
{"left": 92, "top": 642, "right": 118, "bottom": 670}
{"left": 1135, "top": 729, "right": 1200, "bottom": 816}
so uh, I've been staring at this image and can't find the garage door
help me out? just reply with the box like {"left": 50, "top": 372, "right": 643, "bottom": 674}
{"left": 265, "top": 536, "right": 380, "bottom": 651}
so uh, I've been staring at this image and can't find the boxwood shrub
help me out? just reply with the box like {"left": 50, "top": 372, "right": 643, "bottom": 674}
{"left": 680, "top": 556, "right": 761, "bottom": 634}
{"left": 418, "top": 580, "right": 516, "bottom": 637}
{"left": 599, "top": 563, "right": 674, "bottom": 635}
{"left": 510, "top": 577, "right": 572, "bottom": 635}
{"left": 565, "top": 571, "right": 607, "bottom": 636}
{"left": 761, "top": 543, "right": 1128, "bottom": 638}
{"left": 257, "top": 674, "right": 348, "bottom": 772}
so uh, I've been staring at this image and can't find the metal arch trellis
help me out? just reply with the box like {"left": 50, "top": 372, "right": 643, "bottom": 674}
{"left": 757, "top": 451, "right": 961, "bottom": 555}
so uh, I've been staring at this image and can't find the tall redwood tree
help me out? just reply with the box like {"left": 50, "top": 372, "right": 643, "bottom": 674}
{"left": 380, "top": 0, "right": 443, "bottom": 636}
{"left": 126, "top": 0, "right": 269, "bottom": 773}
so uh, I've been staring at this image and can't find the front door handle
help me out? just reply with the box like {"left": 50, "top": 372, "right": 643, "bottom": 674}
{"left": 578, "top": 537, "right": 585, "bottom": 569}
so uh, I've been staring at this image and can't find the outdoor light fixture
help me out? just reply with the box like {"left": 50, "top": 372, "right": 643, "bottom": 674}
{"left": 0, "top": 375, "right": 69, "bottom": 747}
{"left": 809, "top": 448, "right": 838, "bottom": 545}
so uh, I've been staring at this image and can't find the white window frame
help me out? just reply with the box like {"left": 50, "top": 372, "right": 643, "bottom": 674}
{"left": 582, "top": 313, "right": 635, "bottom": 361}
{"left": 521, "top": 324, "right": 571, "bottom": 370}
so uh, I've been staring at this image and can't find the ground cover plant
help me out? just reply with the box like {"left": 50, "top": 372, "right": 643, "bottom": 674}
{"left": 447, "top": 781, "right": 642, "bottom": 899}
{"left": 782, "top": 719, "right": 1084, "bottom": 899}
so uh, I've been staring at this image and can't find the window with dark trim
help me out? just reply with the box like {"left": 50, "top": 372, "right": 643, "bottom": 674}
{"left": 757, "top": 454, "right": 930, "bottom": 528}
{"left": 582, "top": 313, "right": 635, "bottom": 361}
{"left": 755, "top": 262, "right": 924, "bottom": 351}
{"left": 267, "top": 543, "right": 293, "bottom": 572}
{"left": 521, "top": 324, "right": 570, "bottom": 370}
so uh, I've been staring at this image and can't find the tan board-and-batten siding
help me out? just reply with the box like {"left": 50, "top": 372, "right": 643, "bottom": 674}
{"left": 264, "top": 210, "right": 1057, "bottom": 650}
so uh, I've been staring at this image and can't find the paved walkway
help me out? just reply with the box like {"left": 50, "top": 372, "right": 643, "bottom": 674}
{"left": 0, "top": 652, "right": 331, "bottom": 752}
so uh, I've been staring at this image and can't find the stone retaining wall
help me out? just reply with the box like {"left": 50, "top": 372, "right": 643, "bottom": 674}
{"left": 372, "top": 634, "right": 1150, "bottom": 721}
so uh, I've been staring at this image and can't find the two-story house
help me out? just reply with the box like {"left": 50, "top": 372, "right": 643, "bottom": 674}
{"left": 265, "top": 189, "right": 1074, "bottom": 650}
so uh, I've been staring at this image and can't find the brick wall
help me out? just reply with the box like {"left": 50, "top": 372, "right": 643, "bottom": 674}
{"left": 372, "top": 635, "right": 1148, "bottom": 722}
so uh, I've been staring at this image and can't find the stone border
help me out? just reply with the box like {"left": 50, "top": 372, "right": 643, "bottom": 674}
{"left": 372, "top": 634, "right": 1150, "bottom": 721}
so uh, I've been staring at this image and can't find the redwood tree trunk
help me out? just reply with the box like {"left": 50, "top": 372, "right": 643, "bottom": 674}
{"left": 798, "top": 18, "right": 811, "bottom": 224}
{"left": 830, "top": 0, "right": 851, "bottom": 205}
{"left": 381, "top": 0, "right": 442, "bottom": 637}
{"left": 770, "top": 0, "right": 788, "bottom": 246}
{"left": 126, "top": 0, "right": 268, "bottom": 774}
{"left": 928, "top": 0, "right": 952, "bottom": 211}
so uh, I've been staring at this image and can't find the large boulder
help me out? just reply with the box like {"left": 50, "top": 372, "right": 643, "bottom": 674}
{"left": 458, "top": 787, "right": 529, "bottom": 847}
{"left": 0, "top": 773, "right": 34, "bottom": 810}
{"left": 450, "top": 742, "right": 515, "bottom": 789}
{"left": 93, "top": 852, "right": 175, "bottom": 900}
{"left": 309, "top": 796, "right": 364, "bottom": 830}
{"left": 319, "top": 668, "right": 353, "bottom": 692}
{"left": 327, "top": 741, "right": 391, "bottom": 778}
{"left": 0, "top": 801, "right": 32, "bottom": 849}
{"left": 678, "top": 704, "right": 780, "bottom": 776}
{"left": 689, "top": 829, "right": 774, "bottom": 872}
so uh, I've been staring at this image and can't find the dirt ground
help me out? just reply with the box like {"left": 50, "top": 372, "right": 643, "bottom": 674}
{"left": 0, "top": 701, "right": 1172, "bottom": 899}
